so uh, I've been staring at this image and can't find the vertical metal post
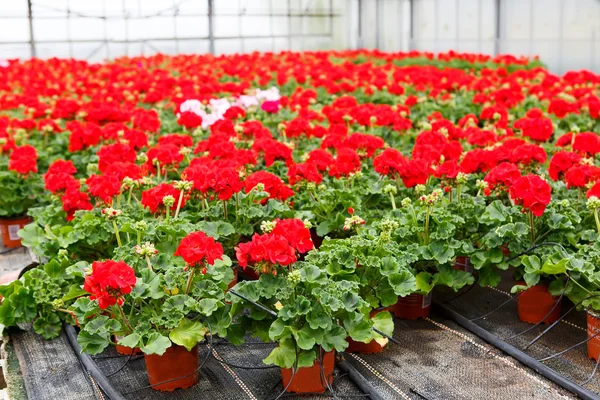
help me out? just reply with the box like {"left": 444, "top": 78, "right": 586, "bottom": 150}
{"left": 477, "top": 0, "right": 482, "bottom": 53}
{"left": 26, "top": 0, "right": 36, "bottom": 58}
{"left": 269, "top": 0, "right": 275, "bottom": 52}
{"left": 409, "top": 0, "right": 415, "bottom": 50}
{"left": 494, "top": 0, "right": 501, "bottom": 55}
{"left": 66, "top": 0, "right": 73, "bottom": 58}
{"left": 455, "top": 0, "right": 460, "bottom": 51}
{"left": 358, "top": 0, "right": 364, "bottom": 49}
{"left": 375, "top": 0, "right": 381, "bottom": 49}
{"left": 557, "top": 0, "right": 564, "bottom": 73}
{"left": 173, "top": 0, "right": 179, "bottom": 54}
{"left": 592, "top": 29, "right": 597, "bottom": 73}
{"left": 208, "top": 0, "right": 215, "bottom": 54}
{"left": 287, "top": 0, "right": 292, "bottom": 50}
{"left": 103, "top": 0, "right": 110, "bottom": 59}
{"left": 329, "top": 0, "right": 334, "bottom": 48}
{"left": 528, "top": 0, "right": 534, "bottom": 56}
{"left": 434, "top": 0, "right": 440, "bottom": 52}
{"left": 123, "top": 0, "right": 129, "bottom": 56}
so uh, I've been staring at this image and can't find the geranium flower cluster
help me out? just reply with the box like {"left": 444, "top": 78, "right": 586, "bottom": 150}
{"left": 83, "top": 260, "right": 136, "bottom": 309}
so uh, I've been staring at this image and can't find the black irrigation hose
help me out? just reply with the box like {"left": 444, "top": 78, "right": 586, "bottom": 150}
{"left": 524, "top": 294, "right": 600, "bottom": 351}
{"left": 434, "top": 302, "right": 600, "bottom": 400}
{"left": 64, "top": 324, "right": 126, "bottom": 400}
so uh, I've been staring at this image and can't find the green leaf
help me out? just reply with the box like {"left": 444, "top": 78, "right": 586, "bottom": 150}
{"left": 372, "top": 311, "right": 394, "bottom": 338}
{"left": 415, "top": 272, "right": 434, "bottom": 294}
{"left": 522, "top": 255, "right": 542, "bottom": 275}
{"left": 141, "top": 332, "right": 172, "bottom": 355}
{"left": 541, "top": 258, "right": 568, "bottom": 275}
{"left": 387, "top": 269, "right": 417, "bottom": 296}
{"left": 316, "top": 221, "right": 330, "bottom": 237}
{"left": 263, "top": 337, "right": 297, "bottom": 369}
{"left": 343, "top": 313, "right": 373, "bottom": 343}
{"left": 117, "top": 333, "right": 141, "bottom": 349}
{"left": 78, "top": 331, "right": 110, "bottom": 355}
{"left": 196, "top": 298, "right": 219, "bottom": 316}
{"left": 306, "top": 304, "right": 332, "bottom": 330}
{"left": 33, "top": 313, "right": 62, "bottom": 340}
{"left": 321, "top": 325, "right": 348, "bottom": 352}
{"left": 300, "top": 264, "right": 325, "bottom": 284}
{"left": 61, "top": 286, "right": 88, "bottom": 302}
{"left": 295, "top": 325, "right": 321, "bottom": 350}
{"left": 169, "top": 319, "right": 208, "bottom": 351}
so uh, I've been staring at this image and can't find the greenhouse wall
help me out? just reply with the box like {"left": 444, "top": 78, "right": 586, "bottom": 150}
{"left": 0, "top": 0, "right": 598, "bottom": 73}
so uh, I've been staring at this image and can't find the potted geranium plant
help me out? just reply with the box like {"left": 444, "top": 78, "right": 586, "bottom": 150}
{"left": 0, "top": 145, "right": 44, "bottom": 247}
{"left": 71, "top": 230, "right": 233, "bottom": 392}
{"left": 388, "top": 188, "right": 475, "bottom": 319}
{"left": 227, "top": 263, "right": 393, "bottom": 394}
{"left": 304, "top": 218, "right": 416, "bottom": 354}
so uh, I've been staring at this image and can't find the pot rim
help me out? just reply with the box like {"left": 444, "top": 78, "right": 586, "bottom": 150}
{"left": 588, "top": 309, "right": 600, "bottom": 319}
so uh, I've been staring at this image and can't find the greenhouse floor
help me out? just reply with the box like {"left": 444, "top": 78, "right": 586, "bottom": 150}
{"left": 0, "top": 244, "right": 587, "bottom": 400}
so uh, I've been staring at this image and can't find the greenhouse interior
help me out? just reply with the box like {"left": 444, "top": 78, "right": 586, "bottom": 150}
{"left": 1, "top": 0, "right": 600, "bottom": 399}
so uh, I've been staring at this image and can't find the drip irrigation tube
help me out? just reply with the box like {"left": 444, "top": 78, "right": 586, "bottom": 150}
{"left": 338, "top": 358, "right": 385, "bottom": 400}
{"left": 64, "top": 324, "right": 126, "bottom": 400}
{"left": 433, "top": 302, "right": 600, "bottom": 400}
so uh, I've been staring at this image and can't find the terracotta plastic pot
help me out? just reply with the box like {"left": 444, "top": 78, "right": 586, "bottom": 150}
{"left": 346, "top": 308, "right": 390, "bottom": 354}
{"left": 453, "top": 256, "right": 473, "bottom": 273}
{"left": 145, "top": 344, "right": 199, "bottom": 392}
{"left": 516, "top": 283, "right": 562, "bottom": 324}
{"left": 392, "top": 293, "right": 432, "bottom": 320}
{"left": 114, "top": 335, "right": 142, "bottom": 355}
{"left": 0, "top": 216, "right": 30, "bottom": 248}
{"left": 587, "top": 310, "right": 600, "bottom": 361}
{"left": 281, "top": 349, "right": 335, "bottom": 394}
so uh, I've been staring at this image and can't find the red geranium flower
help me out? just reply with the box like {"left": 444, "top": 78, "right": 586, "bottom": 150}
{"left": 271, "top": 219, "right": 314, "bottom": 254}
{"left": 86, "top": 174, "right": 121, "bottom": 203}
{"left": 509, "top": 174, "right": 552, "bottom": 217}
{"left": 141, "top": 183, "right": 185, "bottom": 213}
{"left": 61, "top": 187, "right": 93, "bottom": 221}
{"left": 177, "top": 111, "right": 203, "bottom": 129}
{"left": 83, "top": 260, "right": 136, "bottom": 309}
{"left": 175, "top": 231, "right": 224, "bottom": 266}
{"left": 8, "top": 145, "right": 37, "bottom": 175}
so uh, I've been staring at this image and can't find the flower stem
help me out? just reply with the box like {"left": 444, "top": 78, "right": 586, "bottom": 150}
{"left": 235, "top": 193, "right": 239, "bottom": 220}
{"left": 174, "top": 190, "right": 184, "bottom": 218}
{"left": 117, "top": 304, "right": 133, "bottom": 332}
{"left": 127, "top": 186, "right": 134, "bottom": 206}
{"left": 184, "top": 268, "right": 196, "bottom": 294}
{"left": 389, "top": 193, "right": 396, "bottom": 210}
{"left": 145, "top": 255, "right": 153, "bottom": 271}
{"left": 112, "top": 220, "right": 122, "bottom": 247}
{"left": 529, "top": 211, "right": 536, "bottom": 243}
{"left": 424, "top": 207, "right": 431, "bottom": 245}
{"left": 594, "top": 209, "right": 600, "bottom": 235}
{"left": 165, "top": 205, "right": 170, "bottom": 221}
{"left": 137, "top": 231, "right": 141, "bottom": 246}
{"left": 223, "top": 200, "right": 228, "bottom": 219}
{"left": 155, "top": 161, "right": 161, "bottom": 181}
{"left": 457, "top": 184, "right": 461, "bottom": 203}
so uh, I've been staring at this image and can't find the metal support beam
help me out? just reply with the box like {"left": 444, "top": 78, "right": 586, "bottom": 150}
{"left": 26, "top": 0, "right": 36, "bottom": 58}
{"left": 208, "top": 0, "right": 215, "bottom": 54}
{"left": 494, "top": 0, "right": 501, "bottom": 55}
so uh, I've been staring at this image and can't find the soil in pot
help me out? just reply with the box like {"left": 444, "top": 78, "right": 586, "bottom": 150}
{"left": 516, "top": 283, "right": 562, "bottom": 324}
{"left": 0, "top": 216, "right": 31, "bottom": 248}
{"left": 346, "top": 308, "right": 390, "bottom": 354}
{"left": 145, "top": 344, "right": 199, "bottom": 391}
{"left": 392, "top": 293, "right": 432, "bottom": 320}
{"left": 280, "top": 349, "right": 335, "bottom": 394}
{"left": 588, "top": 311, "right": 600, "bottom": 361}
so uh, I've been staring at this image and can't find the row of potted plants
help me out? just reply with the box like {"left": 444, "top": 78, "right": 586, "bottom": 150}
{"left": 1, "top": 50, "right": 600, "bottom": 393}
